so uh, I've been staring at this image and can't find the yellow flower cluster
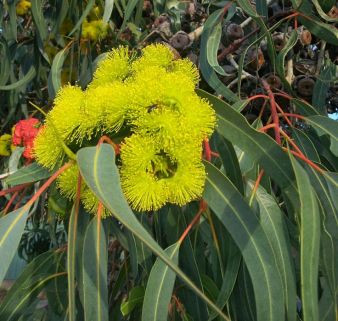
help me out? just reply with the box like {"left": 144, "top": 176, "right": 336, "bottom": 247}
{"left": 33, "top": 44, "right": 216, "bottom": 214}
{"left": 16, "top": 0, "right": 31, "bottom": 16}
{"left": 82, "top": 19, "right": 108, "bottom": 42}
{"left": 0, "top": 134, "right": 15, "bottom": 156}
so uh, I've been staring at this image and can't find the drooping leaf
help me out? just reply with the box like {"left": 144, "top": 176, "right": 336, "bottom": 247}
{"left": 31, "top": 0, "right": 48, "bottom": 41}
{"left": 4, "top": 163, "right": 53, "bottom": 186}
{"left": 306, "top": 115, "right": 338, "bottom": 157}
{"left": 199, "top": 9, "right": 239, "bottom": 103}
{"left": 290, "top": 155, "right": 320, "bottom": 321}
{"left": 249, "top": 182, "right": 297, "bottom": 321}
{"left": 207, "top": 22, "right": 226, "bottom": 76}
{"left": 0, "top": 66, "right": 36, "bottom": 91}
{"left": 0, "top": 250, "right": 66, "bottom": 321}
{"left": 48, "top": 47, "right": 70, "bottom": 99}
{"left": 312, "top": 61, "right": 336, "bottom": 115}
{"left": 68, "top": 0, "right": 95, "bottom": 36}
{"left": 83, "top": 215, "right": 109, "bottom": 321}
{"left": 0, "top": 206, "right": 30, "bottom": 285}
{"left": 203, "top": 161, "right": 285, "bottom": 321}
{"left": 121, "top": 286, "right": 145, "bottom": 316}
{"left": 103, "top": 0, "right": 115, "bottom": 22}
{"left": 276, "top": 30, "right": 298, "bottom": 93}
{"left": 142, "top": 243, "right": 179, "bottom": 321}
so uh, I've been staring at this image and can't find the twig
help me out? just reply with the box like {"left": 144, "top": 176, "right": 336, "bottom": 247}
{"left": 315, "top": 40, "right": 326, "bottom": 75}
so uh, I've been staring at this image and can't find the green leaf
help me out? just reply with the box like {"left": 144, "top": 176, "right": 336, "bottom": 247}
{"left": 76, "top": 144, "right": 230, "bottom": 321}
{"left": 207, "top": 22, "right": 226, "bottom": 76}
{"left": 306, "top": 168, "right": 338, "bottom": 309}
{"left": 119, "top": 0, "right": 139, "bottom": 33}
{"left": 236, "top": 0, "right": 276, "bottom": 69}
{"left": 67, "top": 205, "right": 79, "bottom": 321}
{"left": 142, "top": 243, "right": 179, "bottom": 321}
{"left": 121, "top": 286, "right": 145, "bottom": 316}
{"left": 4, "top": 163, "right": 53, "bottom": 186}
{"left": 293, "top": 98, "right": 320, "bottom": 116}
{"left": 0, "top": 250, "right": 66, "bottom": 321}
{"left": 276, "top": 30, "right": 298, "bottom": 93}
{"left": 83, "top": 215, "right": 109, "bottom": 321}
{"left": 299, "top": 15, "right": 338, "bottom": 46}
{"left": 249, "top": 182, "right": 297, "bottom": 321}
{"left": 203, "top": 162, "right": 285, "bottom": 321}
{"left": 0, "top": 66, "right": 36, "bottom": 91}
{"left": 290, "top": 155, "right": 320, "bottom": 321}
{"left": 0, "top": 206, "right": 30, "bottom": 285}
{"left": 103, "top": 0, "right": 115, "bottom": 22}
{"left": 48, "top": 47, "right": 70, "bottom": 98}
{"left": 306, "top": 115, "right": 338, "bottom": 157}
{"left": 256, "top": 0, "right": 268, "bottom": 19}
{"left": 312, "top": 61, "right": 336, "bottom": 115}
{"left": 68, "top": 0, "right": 95, "bottom": 36}
{"left": 31, "top": 0, "right": 48, "bottom": 41}
{"left": 312, "top": 0, "right": 337, "bottom": 22}
{"left": 0, "top": 38, "right": 11, "bottom": 86}
{"left": 291, "top": 128, "right": 320, "bottom": 163}
{"left": 199, "top": 9, "right": 239, "bottom": 103}
{"left": 214, "top": 133, "right": 244, "bottom": 194}
{"left": 208, "top": 239, "right": 241, "bottom": 321}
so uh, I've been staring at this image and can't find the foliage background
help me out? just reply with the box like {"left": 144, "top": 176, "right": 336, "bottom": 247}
{"left": 0, "top": 0, "right": 338, "bottom": 321}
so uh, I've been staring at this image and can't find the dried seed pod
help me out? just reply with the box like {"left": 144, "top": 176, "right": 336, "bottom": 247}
{"left": 222, "top": 22, "right": 244, "bottom": 46}
{"left": 246, "top": 47, "right": 265, "bottom": 71}
{"left": 297, "top": 26, "right": 312, "bottom": 46}
{"left": 272, "top": 32, "right": 287, "bottom": 51}
{"left": 293, "top": 75, "right": 316, "bottom": 97}
{"left": 169, "top": 31, "right": 192, "bottom": 51}
{"left": 152, "top": 14, "right": 172, "bottom": 38}
{"left": 294, "top": 59, "right": 316, "bottom": 75}
{"left": 328, "top": 6, "right": 338, "bottom": 18}
{"left": 262, "top": 73, "right": 282, "bottom": 90}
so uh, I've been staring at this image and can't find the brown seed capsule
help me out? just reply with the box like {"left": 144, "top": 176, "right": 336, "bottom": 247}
{"left": 328, "top": 6, "right": 338, "bottom": 18}
{"left": 169, "top": 31, "right": 191, "bottom": 51}
{"left": 272, "top": 33, "right": 286, "bottom": 51}
{"left": 298, "top": 27, "right": 312, "bottom": 46}
{"left": 294, "top": 75, "right": 316, "bottom": 97}
{"left": 263, "top": 73, "right": 282, "bottom": 90}
{"left": 246, "top": 47, "right": 265, "bottom": 71}
{"left": 222, "top": 23, "right": 244, "bottom": 45}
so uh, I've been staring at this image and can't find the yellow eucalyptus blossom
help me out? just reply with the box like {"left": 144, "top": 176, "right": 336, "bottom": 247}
{"left": 33, "top": 43, "right": 216, "bottom": 214}
{"left": 169, "top": 59, "right": 200, "bottom": 86}
{"left": 0, "top": 134, "right": 13, "bottom": 156}
{"left": 132, "top": 44, "right": 174, "bottom": 73}
{"left": 57, "top": 163, "right": 83, "bottom": 199}
{"left": 91, "top": 47, "right": 130, "bottom": 87}
{"left": 33, "top": 126, "right": 66, "bottom": 169}
{"left": 76, "top": 82, "right": 130, "bottom": 140}
{"left": 16, "top": 0, "right": 31, "bottom": 16}
{"left": 82, "top": 19, "right": 108, "bottom": 42}
{"left": 120, "top": 134, "right": 204, "bottom": 211}
{"left": 47, "top": 85, "right": 84, "bottom": 141}
{"left": 81, "top": 188, "right": 110, "bottom": 217}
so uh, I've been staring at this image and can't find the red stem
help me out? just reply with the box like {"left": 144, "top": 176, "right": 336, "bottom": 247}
{"left": 2, "top": 191, "right": 19, "bottom": 215}
{"left": 97, "top": 135, "right": 120, "bottom": 154}
{"left": 178, "top": 200, "right": 207, "bottom": 244}
{"left": 261, "top": 79, "right": 281, "bottom": 144}
{"left": 204, "top": 139, "right": 212, "bottom": 162}
{"left": 283, "top": 148, "right": 324, "bottom": 174}
{"left": 247, "top": 94, "right": 269, "bottom": 102}
{"left": 0, "top": 183, "right": 32, "bottom": 197}
{"left": 24, "top": 162, "right": 72, "bottom": 210}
